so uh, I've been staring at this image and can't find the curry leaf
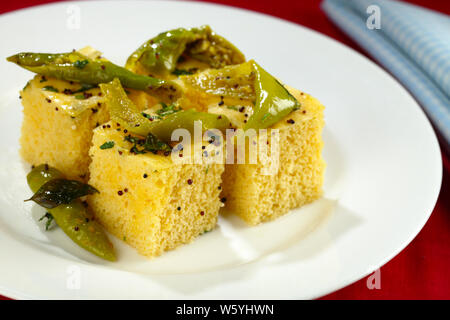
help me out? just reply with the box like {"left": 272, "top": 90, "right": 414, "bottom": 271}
{"left": 26, "top": 179, "right": 99, "bottom": 209}
{"left": 100, "top": 141, "right": 115, "bottom": 149}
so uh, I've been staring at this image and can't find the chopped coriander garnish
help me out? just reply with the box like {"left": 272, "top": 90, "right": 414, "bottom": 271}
{"left": 39, "top": 212, "right": 55, "bottom": 231}
{"left": 156, "top": 103, "right": 181, "bottom": 117}
{"left": 142, "top": 112, "right": 161, "bottom": 121}
{"left": 124, "top": 134, "right": 171, "bottom": 155}
{"left": 73, "top": 59, "right": 89, "bottom": 69}
{"left": 130, "top": 145, "right": 147, "bottom": 154}
{"left": 124, "top": 135, "right": 146, "bottom": 154}
{"left": 172, "top": 68, "right": 194, "bottom": 76}
{"left": 124, "top": 134, "right": 139, "bottom": 145}
{"left": 42, "top": 85, "right": 59, "bottom": 93}
{"left": 100, "top": 141, "right": 115, "bottom": 149}
{"left": 74, "top": 94, "right": 85, "bottom": 100}
{"left": 143, "top": 133, "right": 172, "bottom": 154}
{"left": 226, "top": 106, "right": 239, "bottom": 111}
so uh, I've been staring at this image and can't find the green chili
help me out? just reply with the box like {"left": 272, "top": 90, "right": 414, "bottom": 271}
{"left": 126, "top": 25, "right": 245, "bottom": 76}
{"left": 183, "top": 60, "right": 300, "bottom": 129}
{"left": 100, "top": 78, "right": 233, "bottom": 141}
{"left": 7, "top": 51, "right": 181, "bottom": 103}
{"left": 244, "top": 61, "right": 299, "bottom": 129}
{"left": 26, "top": 164, "right": 116, "bottom": 262}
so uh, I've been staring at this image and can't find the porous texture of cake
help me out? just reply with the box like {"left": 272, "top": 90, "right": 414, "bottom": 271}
{"left": 19, "top": 76, "right": 156, "bottom": 181}
{"left": 87, "top": 123, "right": 224, "bottom": 257}
{"left": 19, "top": 76, "right": 109, "bottom": 180}
{"left": 221, "top": 87, "right": 325, "bottom": 225}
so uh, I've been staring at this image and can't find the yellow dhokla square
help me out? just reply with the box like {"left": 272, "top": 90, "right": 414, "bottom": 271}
{"left": 19, "top": 76, "right": 109, "bottom": 180}
{"left": 19, "top": 76, "right": 157, "bottom": 180}
{"left": 87, "top": 122, "right": 224, "bottom": 257}
{"left": 221, "top": 87, "right": 325, "bottom": 225}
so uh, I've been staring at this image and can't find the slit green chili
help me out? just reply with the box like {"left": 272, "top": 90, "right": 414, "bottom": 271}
{"left": 7, "top": 51, "right": 181, "bottom": 102}
{"left": 182, "top": 60, "right": 300, "bottom": 129}
{"left": 125, "top": 25, "right": 245, "bottom": 76}
{"left": 26, "top": 164, "right": 116, "bottom": 262}
{"left": 100, "top": 78, "right": 233, "bottom": 141}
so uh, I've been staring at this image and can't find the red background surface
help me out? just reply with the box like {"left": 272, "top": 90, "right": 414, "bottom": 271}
{"left": 0, "top": 0, "right": 449, "bottom": 300}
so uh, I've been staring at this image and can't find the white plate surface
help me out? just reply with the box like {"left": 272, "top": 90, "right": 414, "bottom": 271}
{"left": 0, "top": 0, "right": 442, "bottom": 299}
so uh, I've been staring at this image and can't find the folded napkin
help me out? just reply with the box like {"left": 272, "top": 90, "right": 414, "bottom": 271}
{"left": 322, "top": 0, "right": 450, "bottom": 145}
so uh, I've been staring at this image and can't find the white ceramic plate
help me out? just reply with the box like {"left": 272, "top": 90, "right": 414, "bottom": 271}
{"left": 0, "top": 0, "right": 442, "bottom": 299}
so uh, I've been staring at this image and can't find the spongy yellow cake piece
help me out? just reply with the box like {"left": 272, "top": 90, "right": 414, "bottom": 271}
{"left": 19, "top": 76, "right": 109, "bottom": 180}
{"left": 19, "top": 76, "right": 158, "bottom": 181}
{"left": 87, "top": 122, "right": 224, "bottom": 257}
{"left": 220, "top": 87, "right": 325, "bottom": 225}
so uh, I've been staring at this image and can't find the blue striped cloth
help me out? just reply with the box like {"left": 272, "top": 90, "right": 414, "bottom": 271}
{"left": 322, "top": 0, "right": 450, "bottom": 145}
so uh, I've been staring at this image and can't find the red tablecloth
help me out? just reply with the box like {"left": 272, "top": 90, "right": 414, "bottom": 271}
{"left": 1, "top": 0, "right": 449, "bottom": 300}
